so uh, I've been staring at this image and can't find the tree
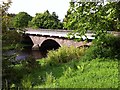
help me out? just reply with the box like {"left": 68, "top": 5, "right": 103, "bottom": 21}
{"left": 1, "top": 1, "right": 24, "bottom": 88}
{"left": 7, "top": 13, "right": 16, "bottom": 28}
{"left": 63, "top": 0, "right": 120, "bottom": 38}
{"left": 1, "top": 1, "right": 12, "bottom": 32}
{"left": 13, "top": 12, "right": 32, "bottom": 29}
{"left": 29, "top": 10, "right": 63, "bottom": 29}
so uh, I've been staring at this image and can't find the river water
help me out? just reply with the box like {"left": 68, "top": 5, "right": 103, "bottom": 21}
{"left": 4, "top": 47, "right": 47, "bottom": 62}
{"left": 4, "top": 34, "right": 60, "bottom": 61}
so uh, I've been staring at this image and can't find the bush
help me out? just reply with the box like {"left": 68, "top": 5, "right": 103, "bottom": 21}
{"left": 2, "top": 31, "right": 21, "bottom": 46}
{"left": 45, "top": 72, "right": 56, "bottom": 86}
{"left": 21, "top": 75, "right": 32, "bottom": 88}
{"left": 82, "top": 34, "right": 120, "bottom": 61}
{"left": 45, "top": 46, "right": 86, "bottom": 66}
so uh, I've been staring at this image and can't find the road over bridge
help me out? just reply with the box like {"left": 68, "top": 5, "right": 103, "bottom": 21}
{"left": 24, "top": 28, "right": 95, "bottom": 50}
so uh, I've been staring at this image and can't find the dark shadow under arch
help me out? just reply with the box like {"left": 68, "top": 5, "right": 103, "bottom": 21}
{"left": 21, "top": 34, "right": 34, "bottom": 49}
{"left": 40, "top": 39, "right": 61, "bottom": 51}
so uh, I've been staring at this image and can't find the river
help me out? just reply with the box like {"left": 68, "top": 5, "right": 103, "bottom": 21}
{"left": 4, "top": 34, "right": 60, "bottom": 62}
{"left": 4, "top": 47, "right": 47, "bottom": 62}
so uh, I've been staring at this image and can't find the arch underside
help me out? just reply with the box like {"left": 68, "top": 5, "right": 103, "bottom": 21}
{"left": 40, "top": 39, "right": 61, "bottom": 51}
{"left": 21, "top": 35, "right": 34, "bottom": 49}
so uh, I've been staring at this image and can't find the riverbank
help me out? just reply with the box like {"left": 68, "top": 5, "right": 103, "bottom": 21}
{"left": 11, "top": 49, "right": 119, "bottom": 88}
{"left": 11, "top": 45, "right": 119, "bottom": 88}
{"left": 3, "top": 34, "right": 120, "bottom": 88}
{"left": 33, "top": 58, "right": 119, "bottom": 88}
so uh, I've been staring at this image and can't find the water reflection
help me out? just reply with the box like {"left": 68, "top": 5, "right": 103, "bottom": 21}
{"left": 30, "top": 50, "right": 46, "bottom": 59}
{"left": 4, "top": 48, "right": 46, "bottom": 61}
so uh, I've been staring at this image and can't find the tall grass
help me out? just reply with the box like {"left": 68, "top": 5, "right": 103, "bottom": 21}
{"left": 8, "top": 35, "right": 119, "bottom": 88}
{"left": 44, "top": 46, "right": 86, "bottom": 66}
{"left": 21, "top": 75, "right": 32, "bottom": 88}
{"left": 35, "top": 58, "right": 119, "bottom": 88}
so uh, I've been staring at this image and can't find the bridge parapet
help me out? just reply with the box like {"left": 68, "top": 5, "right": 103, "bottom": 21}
{"left": 25, "top": 28, "right": 71, "bottom": 32}
{"left": 25, "top": 28, "right": 95, "bottom": 40}
{"left": 25, "top": 28, "right": 71, "bottom": 38}
{"left": 111, "top": 31, "right": 120, "bottom": 37}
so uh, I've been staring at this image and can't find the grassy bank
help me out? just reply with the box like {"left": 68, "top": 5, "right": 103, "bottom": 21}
{"left": 13, "top": 51, "right": 119, "bottom": 88}
{"left": 12, "top": 56, "right": 118, "bottom": 88}
{"left": 6, "top": 35, "right": 120, "bottom": 88}
{"left": 34, "top": 58, "right": 118, "bottom": 88}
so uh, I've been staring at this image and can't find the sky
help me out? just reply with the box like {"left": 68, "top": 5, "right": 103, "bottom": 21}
{"left": 5, "top": 0, "right": 71, "bottom": 21}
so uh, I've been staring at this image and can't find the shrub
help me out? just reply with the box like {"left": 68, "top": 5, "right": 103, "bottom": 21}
{"left": 2, "top": 31, "right": 21, "bottom": 47}
{"left": 82, "top": 34, "right": 120, "bottom": 61}
{"left": 63, "top": 67, "right": 73, "bottom": 78}
{"left": 45, "top": 72, "right": 56, "bottom": 85}
{"left": 45, "top": 46, "right": 86, "bottom": 66}
{"left": 21, "top": 75, "right": 32, "bottom": 88}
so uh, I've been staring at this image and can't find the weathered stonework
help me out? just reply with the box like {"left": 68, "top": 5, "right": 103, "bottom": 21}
{"left": 28, "top": 35, "right": 91, "bottom": 50}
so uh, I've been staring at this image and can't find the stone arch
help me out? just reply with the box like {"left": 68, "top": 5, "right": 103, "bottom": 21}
{"left": 39, "top": 39, "right": 61, "bottom": 50}
{"left": 39, "top": 37, "right": 62, "bottom": 47}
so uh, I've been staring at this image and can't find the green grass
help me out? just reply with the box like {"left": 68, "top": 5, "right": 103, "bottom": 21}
{"left": 9, "top": 38, "right": 119, "bottom": 88}
{"left": 18, "top": 58, "right": 118, "bottom": 88}
{"left": 56, "top": 58, "right": 118, "bottom": 88}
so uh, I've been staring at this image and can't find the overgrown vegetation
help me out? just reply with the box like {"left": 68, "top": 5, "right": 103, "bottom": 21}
{"left": 1, "top": 1, "right": 25, "bottom": 89}
{"left": 82, "top": 34, "right": 120, "bottom": 61}
{"left": 3, "top": 35, "right": 119, "bottom": 88}
{"left": 43, "top": 46, "right": 86, "bottom": 66}
{"left": 34, "top": 58, "right": 118, "bottom": 88}
{"left": 63, "top": 1, "right": 120, "bottom": 38}
{"left": 2, "top": 30, "right": 22, "bottom": 51}
{"left": 34, "top": 35, "right": 119, "bottom": 88}
{"left": 1, "top": 0, "right": 120, "bottom": 89}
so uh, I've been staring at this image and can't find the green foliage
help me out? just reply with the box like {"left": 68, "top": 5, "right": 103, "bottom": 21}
{"left": 2, "top": 31, "right": 21, "bottom": 44}
{"left": 2, "top": 55, "right": 15, "bottom": 85}
{"left": 2, "top": 1, "right": 34, "bottom": 89}
{"left": 32, "top": 34, "right": 119, "bottom": 88}
{"left": 29, "top": 10, "right": 63, "bottom": 29}
{"left": 63, "top": 67, "right": 73, "bottom": 78}
{"left": 13, "top": 12, "right": 32, "bottom": 29}
{"left": 2, "top": 13, "right": 16, "bottom": 31}
{"left": 2, "top": 2, "right": 24, "bottom": 89}
{"left": 63, "top": 1, "right": 120, "bottom": 38}
{"left": 2, "top": 55, "right": 40, "bottom": 89}
{"left": 21, "top": 75, "right": 32, "bottom": 88}
{"left": 1, "top": 1, "right": 12, "bottom": 32}
{"left": 45, "top": 72, "right": 56, "bottom": 86}
{"left": 56, "top": 58, "right": 118, "bottom": 88}
{"left": 34, "top": 58, "right": 118, "bottom": 88}
{"left": 2, "top": 30, "right": 22, "bottom": 51}
{"left": 82, "top": 34, "right": 120, "bottom": 61}
{"left": 5, "top": 41, "right": 119, "bottom": 88}
{"left": 7, "top": 13, "right": 16, "bottom": 28}
{"left": 2, "top": 55, "right": 24, "bottom": 89}
{"left": 20, "top": 56, "right": 39, "bottom": 72}
{"left": 45, "top": 46, "right": 86, "bottom": 66}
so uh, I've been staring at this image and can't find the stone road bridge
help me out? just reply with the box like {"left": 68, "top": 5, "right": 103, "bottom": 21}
{"left": 24, "top": 28, "right": 95, "bottom": 50}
